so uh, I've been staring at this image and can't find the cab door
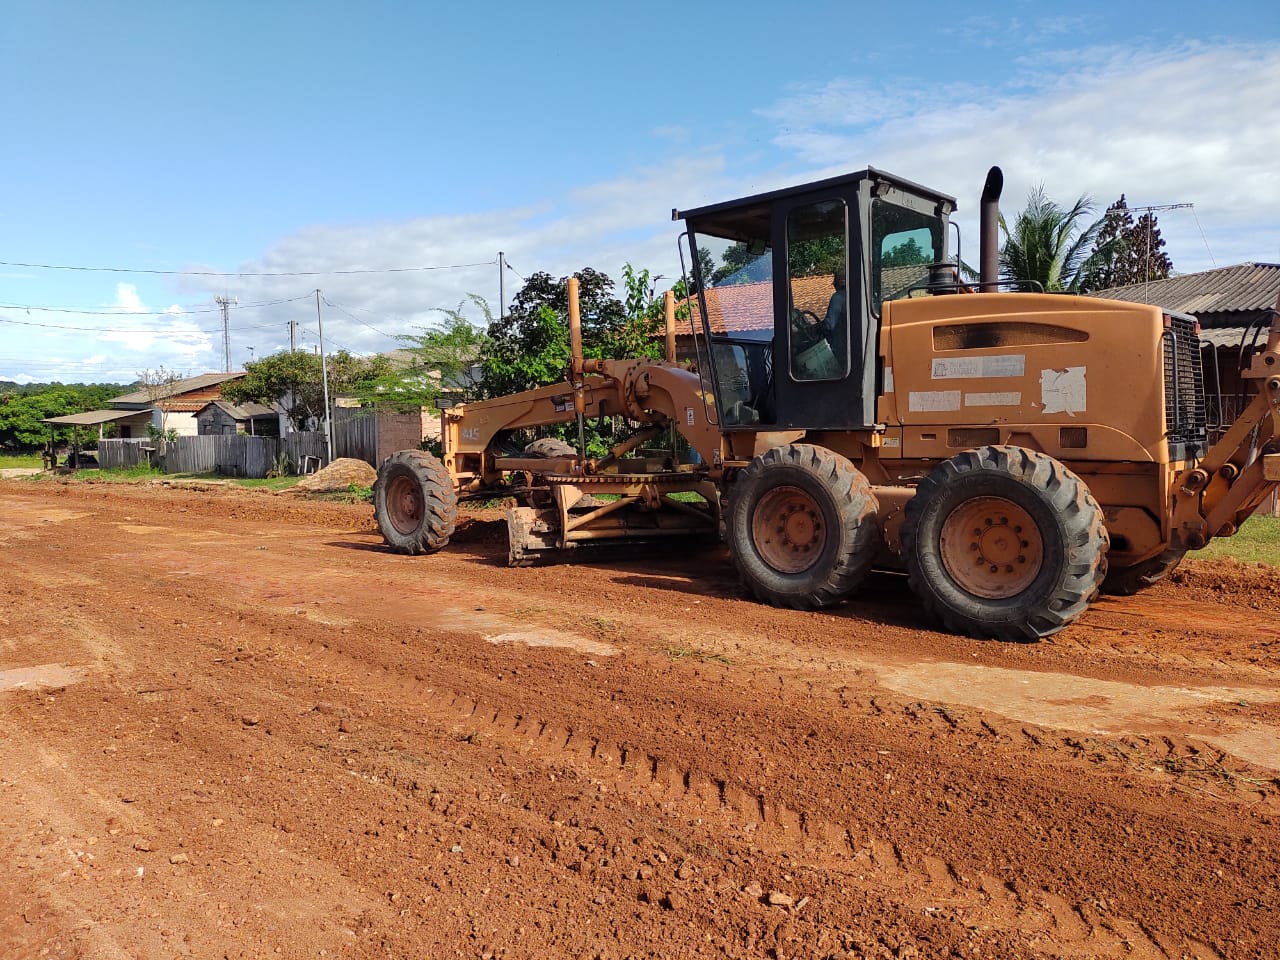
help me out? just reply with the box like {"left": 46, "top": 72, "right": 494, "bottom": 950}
{"left": 769, "top": 189, "right": 874, "bottom": 430}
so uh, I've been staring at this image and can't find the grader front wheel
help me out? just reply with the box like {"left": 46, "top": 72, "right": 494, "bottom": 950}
{"left": 902, "top": 445, "right": 1107, "bottom": 642}
{"left": 374, "top": 451, "right": 458, "bottom": 555}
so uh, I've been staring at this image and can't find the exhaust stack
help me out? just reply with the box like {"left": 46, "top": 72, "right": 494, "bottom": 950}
{"left": 980, "top": 166, "right": 1003, "bottom": 292}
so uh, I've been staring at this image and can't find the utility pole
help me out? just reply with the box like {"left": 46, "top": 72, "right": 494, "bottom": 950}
{"left": 215, "top": 295, "right": 237, "bottom": 371}
{"left": 289, "top": 318, "right": 298, "bottom": 353}
{"left": 498, "top": 251, "right": 506, "bottom": 320}
{"left": 315, "top": 289, "right": 332, "bottom": 464}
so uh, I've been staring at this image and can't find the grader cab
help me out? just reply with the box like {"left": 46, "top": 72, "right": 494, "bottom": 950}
{"left": 373, "top": 166, "right": 1280, "bottom": 642}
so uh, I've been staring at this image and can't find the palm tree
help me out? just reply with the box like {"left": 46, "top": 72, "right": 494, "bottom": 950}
{"left": 1000, "top": 187, "right": 1106, "bottom": 293}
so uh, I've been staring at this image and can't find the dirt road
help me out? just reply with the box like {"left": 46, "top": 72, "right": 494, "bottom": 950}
{"left": 2, "top": 479, "right": 1277, "bottom": 959}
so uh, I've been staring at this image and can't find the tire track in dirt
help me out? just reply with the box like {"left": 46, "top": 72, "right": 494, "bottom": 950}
{"left": 295, "top": 633, "right": 1220, "bottom": 959}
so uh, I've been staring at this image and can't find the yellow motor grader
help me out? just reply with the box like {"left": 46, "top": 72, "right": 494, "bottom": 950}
{"left": 373, "top": 166, "right": 1280, "bottom": 642}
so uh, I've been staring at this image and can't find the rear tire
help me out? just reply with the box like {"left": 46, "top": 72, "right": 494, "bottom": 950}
{"left": 727, "top": 444, "right": 879, "bottom": 610}
{"left": 374, "top": 450, "right": 458, "bottom": 555}
{"left": 902, "top": 445, "right": 1107, "bottom": 642}
{"left": 1101, "top": 547, "right": 1185, "bottom": 596}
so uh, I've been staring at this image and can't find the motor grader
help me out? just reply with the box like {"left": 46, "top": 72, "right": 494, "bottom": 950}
{"left": 373, "top": 165, "right": 1280, "bottom": 642}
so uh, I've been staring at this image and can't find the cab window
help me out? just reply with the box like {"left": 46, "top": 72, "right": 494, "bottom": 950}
{"left": 786, "top": 200, "right": 848, "bottom": 382}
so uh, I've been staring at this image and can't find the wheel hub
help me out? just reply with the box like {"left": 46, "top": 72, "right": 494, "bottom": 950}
{"left": 751, "top": 485, "right": 825, "bottom": 574}
{"left": 387, "top": 474, "right": 424, "bottom": 535}
{"left": 940, "top": 497, "right": 1043, "bottom": 599}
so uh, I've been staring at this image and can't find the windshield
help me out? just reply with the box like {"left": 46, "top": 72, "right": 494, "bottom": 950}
{"left": 871, "top": 199, "right": 945, "bottom": 309}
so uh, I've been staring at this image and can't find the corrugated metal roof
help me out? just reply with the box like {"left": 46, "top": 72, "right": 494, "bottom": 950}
{"left": 200, "top": 400, "right": 276, "bottom": 419}
{"left": 43, "top": 409, "right": 145, "bottom": 426}
{"left": 1198, "top": 326, "right": 1253, "bottom": 349}
{"left": 1092, "top": 262, "right": 1280, "bottom": 316}
{"left": 110, "top": 371, "right": 244, "bottom": 405}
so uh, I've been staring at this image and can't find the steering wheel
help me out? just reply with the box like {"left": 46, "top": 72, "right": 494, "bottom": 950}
{"left": 790, "top": 308, "right": 823, "bottom": 348}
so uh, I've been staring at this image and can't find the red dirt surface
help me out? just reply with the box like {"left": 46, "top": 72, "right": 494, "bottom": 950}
{"left": 2, "top": 477, "right": 1277, "bottom": 959}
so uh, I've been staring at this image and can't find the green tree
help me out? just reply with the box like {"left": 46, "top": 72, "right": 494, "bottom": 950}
{"left": 478, "top": 265, "right": 671, "bottom": 456}
{"left": 223, "top": 350, "right": 392, "bottom": 430}
{"left": 359, "top": 297, "right": 491, "bottom": 409}
{"left": 1000, "top": 186, "right": 1106, "bottom": 293}
{"left": 0, "top": 383, "right": 122, "bottom": 450}
{"left": 480, "top": 267, "right": 629, "bottom": 397}
{"left": 1080, "top": 195, "right": 1173, "bottom": 291}
{"left": 882, "top": 237, "right": 930, "bottom": 268}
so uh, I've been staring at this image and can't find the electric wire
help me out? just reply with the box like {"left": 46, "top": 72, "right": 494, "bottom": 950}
{"left": 0, "top": 293, "right": 314, "bottom": 318}
{"left": 1190, "top": 208, "right": 1218, "bottom": 267}
{"left": 0, "top": 258, "right": 497, "bottom": 277}
{"left": 320, "top": 297, "right": 400, "bottom": 340}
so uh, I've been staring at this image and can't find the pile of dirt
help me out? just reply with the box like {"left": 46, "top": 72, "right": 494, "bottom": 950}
{"left": 292, "top": 457, "right": 377, "bottom": 493}
{"left": 1170, "top": 556, "right": 1280, "bottom": 613}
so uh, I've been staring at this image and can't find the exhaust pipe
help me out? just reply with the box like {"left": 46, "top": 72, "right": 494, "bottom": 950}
{"left": 979, "top": 166, "right": 1003, "bottom": 292}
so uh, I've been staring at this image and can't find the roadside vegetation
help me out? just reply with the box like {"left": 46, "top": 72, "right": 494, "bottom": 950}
{"left": 1196, "top": 516, "right": 1280, "bottom": 566}
{"left": 0, "top": 452, "right": 42, "bottom": 469}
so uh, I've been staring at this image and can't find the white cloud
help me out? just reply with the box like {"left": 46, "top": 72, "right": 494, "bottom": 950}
{"left": 760, "top": 43, "right": 1280, "bottom": 272}
{"left": 12, "top": 38, "right": 1276, "bottom": 385}
{"left": 92, "top": 284, "right": 216, "bottom": 375}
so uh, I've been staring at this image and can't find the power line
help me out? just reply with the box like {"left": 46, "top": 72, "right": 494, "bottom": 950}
{"left": 320, "top": 296, "right": 400, "bottom": 340}
{"left": 0, "top": 293, "right": 313, "bottom": 317}
{"left": 0, "top": 258, "right": 497, "bottom": 277}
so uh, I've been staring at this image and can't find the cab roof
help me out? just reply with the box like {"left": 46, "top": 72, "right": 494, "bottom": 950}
{"left": 672, "top": 167, "right": 958, "bottom": 225}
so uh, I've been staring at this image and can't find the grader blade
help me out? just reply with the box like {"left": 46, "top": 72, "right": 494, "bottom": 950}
{"left": 504, "top": 475, "right": 721, "bottom": 566}
{"left": 506, "top": 506, "right": 560, "bottom": 566}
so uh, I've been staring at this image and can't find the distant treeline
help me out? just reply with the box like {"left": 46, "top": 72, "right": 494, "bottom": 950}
{"left": 0, "top": 382, "right": 130, "bottom": 450}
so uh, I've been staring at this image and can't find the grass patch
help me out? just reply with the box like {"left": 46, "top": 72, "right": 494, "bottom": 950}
{"left": 231, "top": 475, "right": 302, "bottom": 492}
{"left": 1196, "top": 516, "right": 1280, "bottom": 566}
{"left": 0, "top": 453, "right": 42, "bottom": 469}
{"left": 75, "top": 464, "right": 163, "bottom": 482}
{"left": 666, "top": 491, "right": 709, "bottom": 503}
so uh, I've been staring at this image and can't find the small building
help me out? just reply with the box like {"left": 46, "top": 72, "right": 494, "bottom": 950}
{"left": 106, "top": 372, "right": 246, "bottom": 438}
{"left": 196, "top": 400, "right": 281, "bottom": 437}
{"left": 43, "top": 372, "right": 248, "bottom": 447}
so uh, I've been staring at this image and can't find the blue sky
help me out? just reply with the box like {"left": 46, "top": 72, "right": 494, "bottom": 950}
{"left": 2, "top": 1, "right": 1278, "bottom": 383}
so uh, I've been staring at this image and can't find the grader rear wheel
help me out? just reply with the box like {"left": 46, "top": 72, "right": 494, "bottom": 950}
{"left": 374, "top": 450, "right": 458, "bottom": 555}
{"left": 727, "top": 444, "right": 879, "bottom": 610}
{"left": 902, "top": 445, "right": 1108, "bottom": 642}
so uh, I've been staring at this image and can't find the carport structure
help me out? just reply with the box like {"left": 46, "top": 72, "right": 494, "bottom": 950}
{"left": 41, "top": 408, "right": 147, "bottom": 467}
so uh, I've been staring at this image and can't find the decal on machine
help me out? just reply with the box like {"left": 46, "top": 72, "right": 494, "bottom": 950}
{"left": 686, "top": 407, "right": 696, "bottom": 426}
{"left": 931, "top": 354, "right": 1025, "bottom": 379}
{"left": 908, "top": 389, "right": 962, "bottom": 412}
{"left": 552, "top": 394, "right": 572, "bottom": 413}
{"left": 965, "top": 391, "right": 1022, "bottom": 407}
{"left": 1040, "top": 367, "right": 1086, "bottom": 415}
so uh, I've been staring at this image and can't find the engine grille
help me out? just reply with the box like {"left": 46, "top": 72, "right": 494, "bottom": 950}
{"left": 1163, "top": 314, "right": 1207, "bottom": 459}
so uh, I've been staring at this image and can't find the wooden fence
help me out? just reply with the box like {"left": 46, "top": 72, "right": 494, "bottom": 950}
{"left": 98, "top": 432, "right": 332, "bottom": 479}
{"left": 93, "top": 412, "right": 412, "bottom": 479}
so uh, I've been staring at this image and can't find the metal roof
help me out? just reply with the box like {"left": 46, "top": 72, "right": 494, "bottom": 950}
{"left": 43, "top": 408, "right": 144, "bottom": 426}
{"left": 1091, "top": 263, "right": 1280, "bottom": 319}
{"left": 674, "top": 167, "right": 957, "bottom": 224}
{"left": 1198, "top": 326, "right": 1254, "bottom": 349}
{"left": 199, "top": 400, "right": 276, "bottom": 419}
{"left": 110, "top": 371, "right": 244, "bottom": 406}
